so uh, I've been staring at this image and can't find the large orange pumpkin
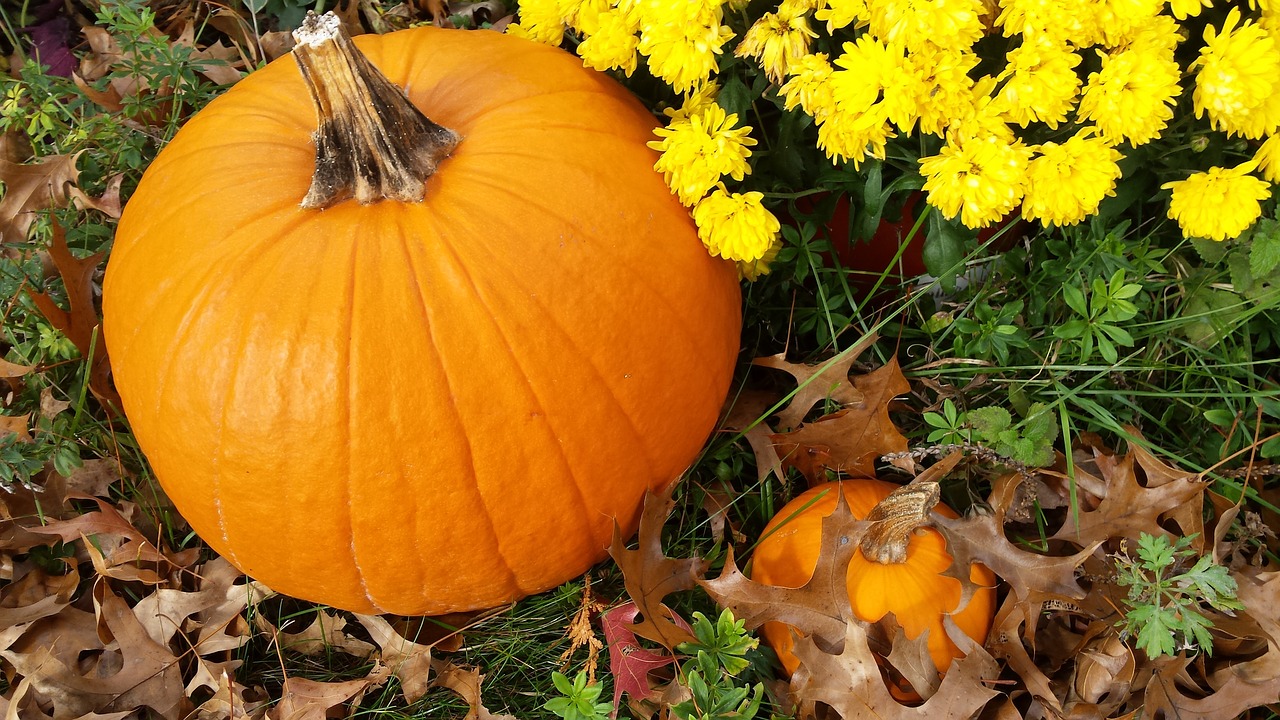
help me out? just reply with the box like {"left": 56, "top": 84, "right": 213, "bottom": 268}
{"left": 750, "top": 479, "right": 996, "bottom": 679}
{"left": 102, "top": 15, "right": 742, "bottom": 615}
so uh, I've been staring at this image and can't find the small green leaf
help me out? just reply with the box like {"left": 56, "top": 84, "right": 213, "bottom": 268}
{"left": 1249, "top": 218, "right": 1280, "bottom": 277}
{"left": 1062, "top": 282, "right": 1089, "bottom": 317}
{"left": 1190, "top": 236, "right": 1230, "bottom": 264}
{"left": 1202, "top": 409, "right": 1237, "bottom": 427}
{"left": 923, "top": 211, "right": 972, "bottom": 292}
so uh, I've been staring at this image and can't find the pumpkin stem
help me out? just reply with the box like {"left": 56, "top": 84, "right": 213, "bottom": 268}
{"left": 291, "top": 11, "right": 460, "bottom": 209}
{"left": 859, "top": 481, "right": 940, "bottom": 565}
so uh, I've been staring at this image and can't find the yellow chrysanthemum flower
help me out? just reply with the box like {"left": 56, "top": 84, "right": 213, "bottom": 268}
{"left": 1092, "top": 0, "right": 1164, "bottom": 47}
{"left": 780, "top": 53, "right": 836, "bottom": 118}
{"left": 664, "top": 82, "right": 721, "bottom": 123}
{"left": 693, "top": 189, "right": 781, "bottom": 262}
{"left": 738, "top": 236, "right": 784, "bottom": 280}
{"left": 1192, "top": 8, "right": 1280, "bottom": 138}
{"left": 1170, "top": 0, "right": 1212, "bottom": 19}
{"left": 637, "top": 4, "right": 734, "bottom": 93}
{"left": 815, "top": 0, "right": 870, "bottom": 32}
{"left": 830, "top": 36, "right": 919, "bottom": 132}
{"left": 648, "top": 104, "right": 757, "bottom": 205}
{"left": 1123, "top": 13, "right": 1184, "bottom": 53}
{"left": 867, "top": 0, "right": 987, "bottom": 52}
{"left": 1021, "top": 130, "right": 1123, "bottom": 227}
{"left": 578, "top": 9, "right": 641, "bottom": 74}
{"left": 944, "top": 76, "right": 1016, "bottom": 143}
{"left": 1163, "top": 161, "right": 1272, "bottom": 241}
{"left": 561, "top": 0, "right": 613, "bottom": 33}
{"left": 507, "top": 0, "right": 566, "bottom": 44}
{"left": 1256, "top": 134, "right": 1280, "bottom": 182}
{"left": 1077, "top": 44, "right": 1180, "bottom": 146}
{"left": 908, "top": 44, "right": 979, "bottom": 136}
{"left": 994, "top": 33, "right": 1081, "bottom": 128}
{"left": 920, "top": 133, "right": 1032, "bottom": 228}
{"left": 816, "top": 105, "right": 894, "bottom": 166}
{"left": 735, "top": 5, "right": 818, "bottom": 83}
{"left": 995, "top": 0, "right": 1098, "bottom": 45}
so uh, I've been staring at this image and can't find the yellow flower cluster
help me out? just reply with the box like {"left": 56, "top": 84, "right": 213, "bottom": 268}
{"left": 511, "top": 0, "right": 1280, "bottom": 267}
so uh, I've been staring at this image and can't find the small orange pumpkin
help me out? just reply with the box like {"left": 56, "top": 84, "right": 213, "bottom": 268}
{"left": 750, "top": 479, "right": 997, "bottom": 679}
{"left": 102, "top": 15, "right": 741, "bottom": 615}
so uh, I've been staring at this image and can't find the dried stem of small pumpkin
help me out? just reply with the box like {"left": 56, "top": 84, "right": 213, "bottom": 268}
{"left": 291, "top": 11, "right": 460, "bottom": 209}
{"left": 859, "top": 481, "right": 941, "bottom": 564}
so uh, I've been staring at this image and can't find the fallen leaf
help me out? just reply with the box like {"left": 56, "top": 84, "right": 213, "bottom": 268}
{"left": 601, "top": 602, "right": 687, "bottom": 709}
{"left": 59, "top": 459, "right": 121, "bottom": 497}
{"left": 190, "top": 669, "right": 269, "bottom": 720}
{"left": 78, "top": 27, "right": 122, "bottom": 81}
{"left": 25, "top": 221, "right": 120, "bottom": 411}
{"left": 790, "top": 617, "right": 1000, "bottom": 719}
{"left": 180, "top": 557, "right": 274, "bottom": 658}
{"left": 0, "top": 414, "right": 33, "bottom": 443}
{"left": 268, "top": 676, "right": 371, "bottom": 720}
{"left": 431, "top": 660, "right": 519, "bottom": 720}
{"left": 0, "top": 150, "right": 79, "bottom": 243}
{"left": 1, "top": 584, "right": 185, "bottom": 719}
{"left": 608, "top": 486, "right": 708, "bottom": 649}
{"left": 698, "top": 488, "right": 866, "bottom": 653}
{"left": 0, "top": 357, "right": 33, "bottom": 379}
{"left": 1050, "top": 441, "right": 1208, "bottom": 546}
{"left": 271, "top": 610, "right": 376, "bottom": 658}
{"left": 68, "top": 173, "right": 124, "bottom": 219}
{"left": 719, "top": 390, "right": 786, "bottom": 490}
{"left": 752, "top": 332, "right": 876, "bottom": 431}
{"left": 933, "top": 511, "right": 1092, "bottom": 604}
{"left": 770, "top": 359, "right": 911, "bottom": 482}
{"left": 355, "top": 614, "right": 434, "bottom": 703}
{"left": 38, "top": 387, "right": 71, "bottom": 420}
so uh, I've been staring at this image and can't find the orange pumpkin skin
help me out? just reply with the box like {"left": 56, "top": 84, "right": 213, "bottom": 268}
{"left": 102, "top": 28, "right": 742, "bottom": 615}
{"left": 750, "top": 480, "right": 997, "bottom": 677}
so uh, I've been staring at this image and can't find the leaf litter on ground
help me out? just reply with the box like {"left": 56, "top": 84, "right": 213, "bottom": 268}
{"left": 604, "top": 345, "right": 1280, "bottom": 719}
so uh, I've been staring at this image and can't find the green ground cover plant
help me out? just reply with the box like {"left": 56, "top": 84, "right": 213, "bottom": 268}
{"left": 1, "top": 0, "right": 1278, "bottom": 718}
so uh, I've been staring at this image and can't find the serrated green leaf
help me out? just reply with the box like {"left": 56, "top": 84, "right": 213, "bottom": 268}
{"left": 1249, "top": 218, "right": 1280, "bottom": 277}
{"left": 1190, "top": 236, "right": 1230, "bottom": 264}
{"left": 1132, "top": 605, "right": 1179, "bottom": 657}
{"left": 1229, "top": 252, "right": 1255, "bottom": 294}
{"left": 968, "top": 406, "right": 1012, "bottom": 436}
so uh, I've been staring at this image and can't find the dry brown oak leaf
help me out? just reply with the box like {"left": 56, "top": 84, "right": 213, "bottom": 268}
{"left": 609, "top": 486, "right": 709, "bottom": 649}
{"left": 789, "top": 617, "right": 1001, "bottom": 719}
{"left": 770, "top": 358, "right": 911, "bottom": 482}
{"left": 0, "top": 136, "right": 78, "bottom": 243}
{"left": 720, "top": 389, "right": 787, "bottom": 491}
{"left": 751, "top": 332, "right": 877, "bottom": 432}
{"left": 1, "top": 583, "right": 186, "bottom": 719}
{"left": 1051, "top": 439, "right": 1208, "bottom": 547}
{"left": 356, "top": 614, "right": 435, "bottom": 703}
{"left": 698, "top": 487, "right": 867, "bottom": 655}
{"left": 933, "top": 510, "right": 1093, "bottom": 606}
{"left": 431, "top": 660, "right": 520, "bottom": 720}
{"left": 26, "top": 221, "right": 121, "bottom": 411}
{"left": 268, "top": 676, "right": 373, "bottom": 720}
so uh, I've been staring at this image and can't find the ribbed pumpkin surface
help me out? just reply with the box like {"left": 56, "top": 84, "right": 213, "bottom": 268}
{"left": 102, "top": 28, "right": 742, "bottom": 615}
{"left": 751, "top": 480, "right": 997, "bottom": 676}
